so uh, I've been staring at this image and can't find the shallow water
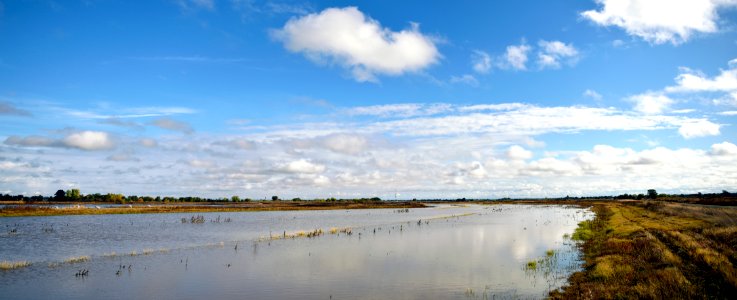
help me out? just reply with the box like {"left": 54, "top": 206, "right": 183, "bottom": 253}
{"left": 0, "top": 204, "right": 593, "bottom": 299}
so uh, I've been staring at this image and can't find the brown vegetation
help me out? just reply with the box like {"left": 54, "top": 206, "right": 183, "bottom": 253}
{"left": 0, "top": 201, "right": 426, "bottom": 217}
{"left": 550, "top": 201, "right": 737, "bottom": 299}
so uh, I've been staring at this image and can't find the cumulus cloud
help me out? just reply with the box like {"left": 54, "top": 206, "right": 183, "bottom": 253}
{"left": 678, "top": 119, "right": 721, "bottom": 138}
{"left": 500, "top": 42, "right": 531, "bottom": 70}
{"left": 273, "top": 7, "right": 440, "bottom": 82}
{"left": 282, "top": 159, "right": 326, "bottom": 174}
{"left": 4, "top": 131, "right": 114, "bottom": 150}
{"left": 711, "top": 142, "right": 737, "bottom": 156}
{"left": 666, "top": 59, "right": 737, "bottom": 94}
{"left": 321, "top": 133, "right": 368, "bottom": 155}
{"left": 150, "top": 118, "right": 194, "bottom": 134}
{"left": 537, "top": 40, "right": 579, "bottom": 69}
{"left": 581, "top": 0, "right": 737, "bottom": 44}
{"left": 507, "top": 145, "right": 533, "bottom": 160}
{"left": 62, "top": 131, "right": 115, "bottom": 150}
{"left": 472, "top": 50, "right": 492, "bottom": 74}
{"left": 583, "top": 89, "right": 603, "bottom": 101}
{"left": 629, "top": 92, "right": 675, "bottom": 114}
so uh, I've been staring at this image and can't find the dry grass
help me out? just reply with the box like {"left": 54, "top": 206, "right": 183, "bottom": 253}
{"left": 551, "top": 201, "right": 737, "bottom": 299}
{"left": 0, "top": 260, "right": 31, "bottom": 270}
{"left": 63, "top": 256, "right": 90, "bottom": 264}
{"left": 0, "top": 201, "right": 427, "bottom": 217}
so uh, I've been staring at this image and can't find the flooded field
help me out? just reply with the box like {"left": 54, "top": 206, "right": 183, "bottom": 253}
{"left": 1, "top": 204, "right": 593, "bottom": 299}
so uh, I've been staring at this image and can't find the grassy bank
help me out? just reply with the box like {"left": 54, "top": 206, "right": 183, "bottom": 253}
{"left": 0, "top": 201, "right": 426, "bottom": 217}
{"left": 551, "top": 201, "right": 737, "bottom": 299}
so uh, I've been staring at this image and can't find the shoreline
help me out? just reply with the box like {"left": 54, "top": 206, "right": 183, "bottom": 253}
{"left": 0, "top": 201, "right": 427, "bottom": 217}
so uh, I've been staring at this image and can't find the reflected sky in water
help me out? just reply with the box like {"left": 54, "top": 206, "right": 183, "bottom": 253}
{"left": 1, "top": 204, "right": 593, "bottom": 299}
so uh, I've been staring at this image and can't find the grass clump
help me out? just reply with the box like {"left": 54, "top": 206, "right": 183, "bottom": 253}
{"left": 0, "top": 260, "right": 31, "bottom": 270}
{"left": 63, "top": 256, "right": 90, "bottom": 264}
{"left": 571, "top": 220, "right": 595, "bottom": 241}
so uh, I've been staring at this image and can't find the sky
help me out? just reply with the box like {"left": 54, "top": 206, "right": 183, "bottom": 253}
{"left": 1, "top": 0, "right": 736, "bottom": 199}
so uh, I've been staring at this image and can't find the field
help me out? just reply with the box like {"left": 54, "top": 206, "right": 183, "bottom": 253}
{"left": 0, "top": 201, "right": 426, "bottom": 217}
{"left": 550, "top": 200, "right": 737, "bottom": 299}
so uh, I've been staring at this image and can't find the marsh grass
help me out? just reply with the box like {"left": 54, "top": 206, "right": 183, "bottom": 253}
{"left": 63, "top": 256, "right": 90, "bottom": 264}
{"left": 0, "top": 260, "right": 31, "bottom": 270}
{"left": 551, "top": 201, "right": 737, "bottom": 299}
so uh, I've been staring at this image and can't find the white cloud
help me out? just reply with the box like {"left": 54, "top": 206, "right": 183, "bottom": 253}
{"left": 187, "top": 159, "right": 215, "bottom": 168}
{"left": 107, "top": 153, "right": 140, "bottom": 162}
{"left": 313, "top": 175, "right": 331, "bottom": 186}
{"left": 537, "top": 40, "right": 579, "bottom": 69}
{"left": 4, "top": 135, "right": 56, "bottom": 147}
{"left": 140, "top": 138, "right": 158, "bottom": 148}
{"left": 342, "top": 103, "right": 452, "bottom": 118}
{"left": 581, "top": 0, "right": 737, "bottom": 44}
{"left": 507, "top": 145, "right": 533, "bottom": 160}
{"left": 273, "top": 7, "right": 440, "bottom": 82}
{"left": 501, "top": 42, "right": 530, "bottom": 70}
{"left": 719, "top": 111, "right": 737, "bottom": 115}
{"left": 678, "top": 119, "right": 721, "bottom": 138}
{"left": 283, "top": 159, "right": 326, "bottom": 174}
{"left": 321, "top": 133, "right": 368, "bottom": 155}
{"left": 629, "top": 92, "right": 675, "bottom": 114}
{"left": 666, "top": 60, "right": 737, "bottom": 93}
{"left": 472, "top": 50, "right": 492, "bottom": 74}
{"left": 457, "top": 103, "right": 528, "bottom": 112}
{"left": 583, "top": 89, "right": 603, "bottom": 101}
{"left": 0, "top": 102, "right": 31, "bottom": 116}
{"left": 711, "top": 142, "right": 737, "bottom": 156}
{"left": 450, "top": 74, "right": 479, "bottom": 86}
{"left": 150, "top": 118, "right": 194, "bottom": 134}
{"left": 62, "top": 131, "right": 114, "bottom": 151}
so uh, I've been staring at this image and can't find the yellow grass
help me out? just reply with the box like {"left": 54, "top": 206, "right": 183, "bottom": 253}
{"left": 63, "top": 256, "right": 90, "bottom": 264}
{"left": 0, "top": 260, "right": 31, "bottom": 270}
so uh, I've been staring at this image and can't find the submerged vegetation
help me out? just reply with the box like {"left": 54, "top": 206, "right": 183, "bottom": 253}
{"left": 0, "top": 260, "right": 31, "bottom": 270}
{"left": 551, "top": 201, "right": 737, "bottom": 299}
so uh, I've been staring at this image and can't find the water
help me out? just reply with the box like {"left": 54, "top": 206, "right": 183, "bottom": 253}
{"left": 0, "top": 204, "right": 593, "bottom": 299}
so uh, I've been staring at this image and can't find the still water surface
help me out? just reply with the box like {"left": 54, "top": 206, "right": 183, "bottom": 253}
{"left": 0, "top": 204, "right": 592, "bottom": 299}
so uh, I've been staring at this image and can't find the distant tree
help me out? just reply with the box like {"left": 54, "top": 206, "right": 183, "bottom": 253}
{"left": 647, "top": 189, "right": 658, "bottom": 199}
{"left": 292, "top": 198, "right": 301, "bottom": 201}
{"left": 54, "top": 190, "right": 66, "bottom": 201}
{"left": 723, "top": 190, "right": 731, "bottom": 195}
{"left": 105, "top": 193, "right": 125, "bottom": 204}
{"left": 231, "top": 196, "right": 240, "bottom": 202}
{"left": 272, "top": 195, "right": 279, "bottom": 201}
{"left": 65, "top": 189, "right": 81, "bottom": 200}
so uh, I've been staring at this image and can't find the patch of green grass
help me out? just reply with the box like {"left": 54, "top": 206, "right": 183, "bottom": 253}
{"left": 571, "top": 220, "right": 594, "bottom": 241}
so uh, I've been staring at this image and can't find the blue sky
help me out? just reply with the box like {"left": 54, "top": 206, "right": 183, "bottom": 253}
{"left": 1, "top": 0, "right": 736, "bottom": 199}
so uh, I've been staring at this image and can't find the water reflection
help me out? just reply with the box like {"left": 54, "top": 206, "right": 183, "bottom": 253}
{"left": 1, "top": 204, "right": 593, "bottom": 299}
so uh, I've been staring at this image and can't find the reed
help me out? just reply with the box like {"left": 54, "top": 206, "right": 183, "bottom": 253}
{"left": 0, "top": 260, "right": 31, "bottom": 270}
{"left": 63, "top": 256, "right": 90, "bottom": 264}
